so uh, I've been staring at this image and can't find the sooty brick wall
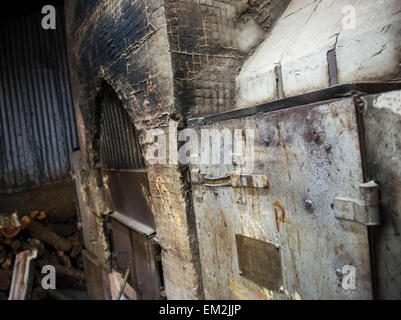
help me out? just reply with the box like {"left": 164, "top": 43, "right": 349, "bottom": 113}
{"left": 65, "top": 0, "right": 289, "bottom": 299}
{"left": 65, "top": 0, "right": 205, "bottom": 300}
{"left": 165, "top": 0, "right": 290, "bottom": 118}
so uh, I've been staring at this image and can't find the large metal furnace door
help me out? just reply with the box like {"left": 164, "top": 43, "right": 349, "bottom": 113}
{"left": 99, "top": 87, "right": 164, "bottom": 300}
{"left": 189, "top": 93, "right": 376, "bottom": 300}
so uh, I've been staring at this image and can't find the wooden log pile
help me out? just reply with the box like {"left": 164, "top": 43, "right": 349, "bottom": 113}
{"left": 0, "top": 211, "right": 86, "bottom": 300}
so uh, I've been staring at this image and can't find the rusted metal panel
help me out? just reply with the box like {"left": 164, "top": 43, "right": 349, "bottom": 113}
{"left": 190, "top": 97, "right": 373, "bottom": 300}
{"left": 110, "top": 218, "right": 163, "bottom": 300}
{"left": 131, "top": 231, "right": 163, "bottom": 300}
{"left": 82, "top": 249, "right": 111, "bottom": 300}
{"left": 110, "top": 218, "right": 138, "bottom": 290}
{"left": 0, "top": 9, "right": 78, "bottom": 194}
{"left": 236, "top": 235, "right": 282, "bottom": 291}
{"left": 104, "top": 169, "right": 156, "bottom": 234}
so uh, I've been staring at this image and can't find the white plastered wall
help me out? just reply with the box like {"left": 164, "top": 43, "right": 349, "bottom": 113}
{"left": 236, "top": 0, "right": 401, "bottom": 108}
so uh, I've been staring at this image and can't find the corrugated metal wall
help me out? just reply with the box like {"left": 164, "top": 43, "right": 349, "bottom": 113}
{"left": 0, "top": 8, "right": 78, "bottom": 194}
{"left": 100, "top": 86, "right": 145, "bottom": 170}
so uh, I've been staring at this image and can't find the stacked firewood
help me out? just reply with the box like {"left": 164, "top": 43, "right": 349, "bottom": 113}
{"left": 0, "top": 211, "right": 86, "bottom": 300}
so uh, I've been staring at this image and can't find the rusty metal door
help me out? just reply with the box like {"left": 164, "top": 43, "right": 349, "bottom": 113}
{"left": 188, "top": 86, "right": 385, "bottom": 300}
{"left": 99, "top": 86, "right": 164, "bottom": 300}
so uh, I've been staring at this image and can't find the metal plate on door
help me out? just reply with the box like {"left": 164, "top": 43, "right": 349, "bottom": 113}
{"left": 236, "top": 235, "right": 282, "bottom": 291}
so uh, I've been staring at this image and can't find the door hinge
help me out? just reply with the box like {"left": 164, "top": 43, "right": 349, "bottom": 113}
{"left": 333, "top": 181, "right": 380, "bottom": 226}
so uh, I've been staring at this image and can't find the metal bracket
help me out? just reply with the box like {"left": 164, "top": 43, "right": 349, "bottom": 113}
{"left": 190, "top": 169, "right": 268, "bottom": 202}
{"left": 191, "top": 172, "right": 269, "bottom": 189}
{"left": 334, "top": 181, "right": 380, "bottom": 226}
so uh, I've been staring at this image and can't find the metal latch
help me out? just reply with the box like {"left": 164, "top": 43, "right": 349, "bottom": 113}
{"left": 190, "top": 171, "right": 269, "bottom": 189}
{"left": 333, "top": 181, "right": 380, "bottom": 226}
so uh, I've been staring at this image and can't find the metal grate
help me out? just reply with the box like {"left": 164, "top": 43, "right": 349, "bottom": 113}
{"left": 100, "top": 88, "right": 145, "bottom": 170}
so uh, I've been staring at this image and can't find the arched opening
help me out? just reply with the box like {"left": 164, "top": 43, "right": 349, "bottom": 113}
{"left": 99, "top": 85, "right": 145, "bottom": 170}
{"left": 97, "top": 83, "right": 164, "bottom": 300}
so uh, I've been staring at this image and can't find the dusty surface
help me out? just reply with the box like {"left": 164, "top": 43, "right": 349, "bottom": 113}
{"left": 0, "top": 183, "right": 77, "bottom": 223}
